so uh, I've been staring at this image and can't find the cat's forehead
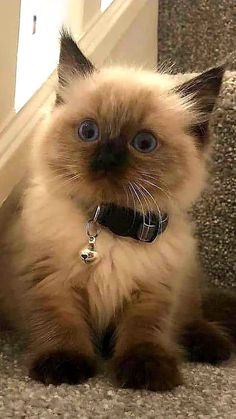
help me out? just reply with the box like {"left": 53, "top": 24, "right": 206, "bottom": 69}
{"left": 68, "top": 68, "right": 174, "bottom": 132}
{"left": 93, "top": 80, "right": 155, "bottom": 130}
{"left": 62, "top": 67, "right": 191, "bottom": 138}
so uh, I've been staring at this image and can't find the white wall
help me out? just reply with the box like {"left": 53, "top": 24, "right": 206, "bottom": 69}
{"left": 106, "top": 0, "right": 158, "bottom": 69}
{"left": 0, "top": 1, "right": 20, "bottom": 128}
{"left": 15, "top": 0, "right": 67, "bottom": 112}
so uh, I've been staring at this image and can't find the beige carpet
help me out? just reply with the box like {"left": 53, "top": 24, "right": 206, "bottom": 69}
{"left": 0, "top": 334, "right": 236, "bottom": 418}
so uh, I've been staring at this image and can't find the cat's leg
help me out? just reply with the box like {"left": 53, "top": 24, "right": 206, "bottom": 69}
{"left": 178, "top": 275, "right": 233, "bottom": 364}
{"left": 173, "top": 264, "right": 233, "bottom": 365}
{"left": 24, "top": 283, "right": 97, "bottom": 385}
{"left": 111, "top": 290, "right": 183, "bottom": 391}
{"left": 181, "top": 319, "right": 232, "bottom": 364}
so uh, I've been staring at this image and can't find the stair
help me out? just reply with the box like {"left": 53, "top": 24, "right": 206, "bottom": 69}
{"left": 158, "top": 1, "right": 236, "bottom": 288}
{"left": 158, "top": 0, "right": 236, "bottom": 72}
{"left": 195, "top": 72, "right": 236, "bottom": 288}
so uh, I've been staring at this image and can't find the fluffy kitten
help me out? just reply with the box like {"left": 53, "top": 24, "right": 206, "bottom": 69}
{"left": 0, "top": 32, "right": 235, "bottom": 391}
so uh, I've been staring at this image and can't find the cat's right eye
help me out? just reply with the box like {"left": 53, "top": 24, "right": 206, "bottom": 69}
{"left": 131, "top": 132, "right": 158, "bottom": 153}
{"left": 77, "top": 119, "right": 99, "bottom": 142}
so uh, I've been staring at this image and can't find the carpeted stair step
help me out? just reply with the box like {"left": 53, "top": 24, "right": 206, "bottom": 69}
{"left": 158, "top": 0, "right": 236, "bottom": 72}
{"left": 158, "top": 0, "right": 236, "bottom": 288}
{"left": 193, "top": 71, "right": 236, "bottom": 288}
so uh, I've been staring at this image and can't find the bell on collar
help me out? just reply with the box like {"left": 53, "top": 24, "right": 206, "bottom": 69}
{"left": 80, "top": 236, "right": 99, "bottom": 264}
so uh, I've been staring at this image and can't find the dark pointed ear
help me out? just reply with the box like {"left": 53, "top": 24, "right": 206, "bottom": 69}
{"left": 56, "top": 29, "right": 96, "bottom": 104}
{"left": 175, "top": 65, "right": 225, "bottom": 146}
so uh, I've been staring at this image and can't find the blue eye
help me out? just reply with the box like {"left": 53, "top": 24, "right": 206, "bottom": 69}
{"left": 131, "top": 132, "right": 158, "bottom": 153}
{"left": 78, "top": 119, "right": 99, "bottom": 142}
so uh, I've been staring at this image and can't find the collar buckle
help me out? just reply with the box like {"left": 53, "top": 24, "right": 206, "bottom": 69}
{"left": 137, "top": 222, "right": 157, "bottom": 242}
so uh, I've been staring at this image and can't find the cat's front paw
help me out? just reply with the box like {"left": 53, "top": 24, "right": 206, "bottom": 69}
{"left": 29, "top": 351, "right": 97, "bottom": 385}
{"left": 112, "top": 343, "right": 182, "bottom": 391}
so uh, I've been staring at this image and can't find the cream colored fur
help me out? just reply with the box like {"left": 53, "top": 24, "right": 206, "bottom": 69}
{"left": 13, "top": 66, "right": 207, "bottom": 334}
{"left": 22, "top": 182, "right": 197, "bottom": 331}
{"left": 0, "top": 31, "right": 229, "bottom": 389}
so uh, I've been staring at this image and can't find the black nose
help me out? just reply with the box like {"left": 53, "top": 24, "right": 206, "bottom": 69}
{"left": 90, "top": 139, "right": 128, "bottom": 173}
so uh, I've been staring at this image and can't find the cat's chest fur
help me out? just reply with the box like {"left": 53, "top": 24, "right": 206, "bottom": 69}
{"left": 68, "top": 223, "right": 195, "bottom": 330}
{"left": 24, "top": 189, "right": 196, "bottom": 330}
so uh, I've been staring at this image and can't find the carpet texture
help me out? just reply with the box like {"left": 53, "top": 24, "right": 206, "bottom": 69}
{"left": 158, "top": 0, "right": 236, "bottom": 72}
{"left": 0, "top": 2, "right": 236, "bottom": 418}
{"left": 1, "top": 334, "right": 236, "bottom": 418}
{"left": 193, "top": 72, "right": 236, "bottom": 288}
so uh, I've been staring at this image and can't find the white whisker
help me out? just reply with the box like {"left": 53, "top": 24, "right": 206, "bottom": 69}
{"left": 138, "top": 172, "right": 173, "bottom": 197}
{"left": 133, "top": 181, "right": 151, "bottom": 239}
{"left": 122, "top": 184, "right": 130, "bottom": 209}
{"left": 137, "top": 182, "right": 163, "bottom": 234}
{"left": 129, "top": 182, "right": 145, "bottom": 237}
{"left": 45, "top": 172, "right": 83, "bottom": 194}
{"left": 138, "top": 177, "right": 173, "bottom": 202}
{"left": 128, "top": 183, "right": 137, "bottom": 228}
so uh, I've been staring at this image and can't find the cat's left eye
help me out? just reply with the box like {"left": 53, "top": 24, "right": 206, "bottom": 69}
{"left": 131, "top": 132, "right": 158, "bottom": 153}
{"left": 77, "top": 119, "right": 99, "bottom": 142}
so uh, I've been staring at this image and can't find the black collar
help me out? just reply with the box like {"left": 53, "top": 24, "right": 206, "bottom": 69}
{"left": 96, "top": 204, "right": 168, "bottom": 243}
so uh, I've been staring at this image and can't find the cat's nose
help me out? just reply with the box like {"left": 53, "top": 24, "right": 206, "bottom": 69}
{"left": 90, "top": 139, "right": 128, "bottom": 173}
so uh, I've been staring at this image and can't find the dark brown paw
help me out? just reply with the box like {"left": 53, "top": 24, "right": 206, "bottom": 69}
{"left": 29, "top": 351, "right": 97, "bottom": 385}
{"left": 182, "top": 320, "right": 232, "bottom": 365}
{"left": 112, "top": 343, "right": 182, "bottom": 392}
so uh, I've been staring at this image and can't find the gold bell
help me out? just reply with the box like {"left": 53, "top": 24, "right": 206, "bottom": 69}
{"left": 80, "top": 236, "right": 99, "bottom": 264}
